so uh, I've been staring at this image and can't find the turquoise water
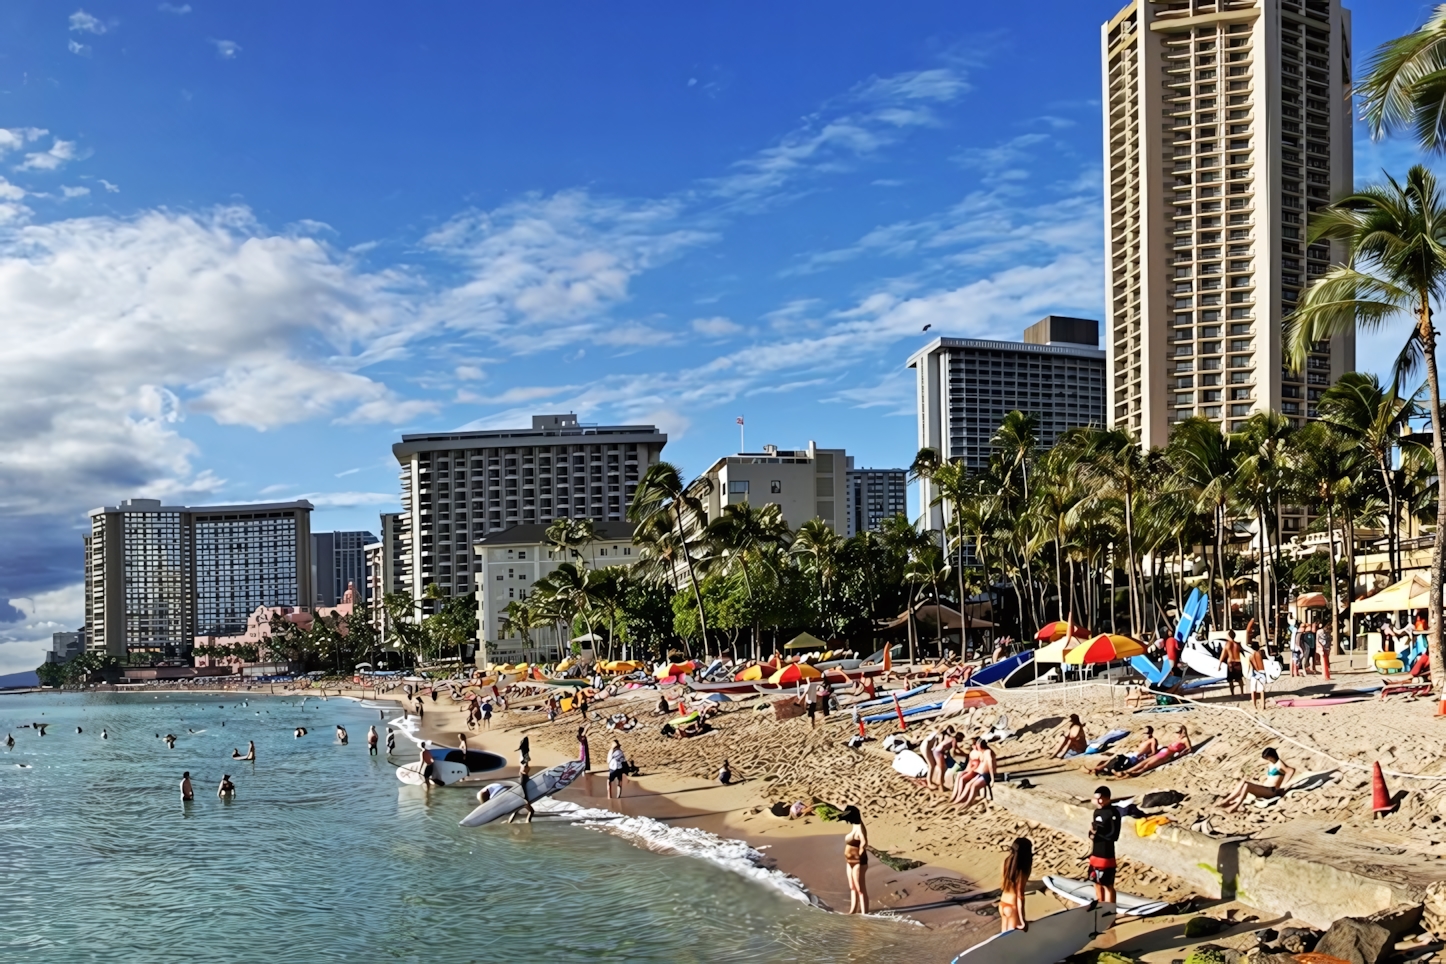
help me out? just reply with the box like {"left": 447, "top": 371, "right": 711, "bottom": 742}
{"left": 0, "top": 693, "right": 960, "bottom": 963}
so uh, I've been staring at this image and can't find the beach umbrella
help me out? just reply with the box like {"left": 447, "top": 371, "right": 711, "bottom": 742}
{"left": 1064, "top": 633, "right": 1146, "bottom": 665}
{"left": 1034, "top": 635, "right": 1087, "bottom": 663}
{"left": 768, "top": 663, "right": 822, "bottom": 685}
{"left": 783, "top": 631, "right": 828, "bottom": 651}
{"left": 1035, "top": 620, "right": 1088, "bottom": 642}
{"left": 734, "top": 661, "right": 777, "bottom": 682}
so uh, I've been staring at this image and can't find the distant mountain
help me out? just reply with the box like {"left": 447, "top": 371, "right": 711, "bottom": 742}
{"left": 0, "top": 670, "right": 39, "bottom": 689}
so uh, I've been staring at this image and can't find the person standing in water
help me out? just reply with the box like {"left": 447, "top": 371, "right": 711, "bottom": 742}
{"left": 367, "top": 726, "right": 379, "bottom": 756}
{"left": 217, "top": 774, "right": 236, "bottom": 798}
{"left": 577, "top": 727, "right": 591, "bottom": 771}
{"left": 840, "top": 805, "right": 869, "bottom": 914}
{"left": 1088, "top": 786, "right": 1120, "bottom": 905}
{"left": 998, "top": 837, "right": 1032, "bottom": 932}
{"left": 180, "top": 772, "right": 194, "bottom": 801}
{"left": 607, "top": 740, "right": 627, "bottom": 799}
{"left": 385, "top": 728, "right": 395, "bottom": 754}
{"left": 336, "top": 726, "right": 349, "bottom": 745}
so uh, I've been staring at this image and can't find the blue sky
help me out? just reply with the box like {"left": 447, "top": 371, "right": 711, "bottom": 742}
{"left": 0, "top": 1, "right": 1434, "bottom": 671}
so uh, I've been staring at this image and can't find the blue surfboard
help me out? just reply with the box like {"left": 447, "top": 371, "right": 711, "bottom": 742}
{"left": 968, "top": 650, "right": 1032, "bottom": 687}
{"left": 1174, "top": 588, "right": 1208, "bottom": 642}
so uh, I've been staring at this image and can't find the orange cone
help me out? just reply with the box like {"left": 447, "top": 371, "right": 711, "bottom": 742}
{"left": 1436, "top": 689, "right": 1446, "bottom": 717}
{"left": 892, "top": 693, "right": 907, "bottom": 732}
{"left": 1371, "top": 761, "right": 1393, "bottom": 816}
{"left": 857, "top": 718, "right": 867, "bottom": 739}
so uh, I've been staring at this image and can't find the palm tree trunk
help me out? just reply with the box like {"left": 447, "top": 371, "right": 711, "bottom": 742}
{"left": 1123, "top": 489, "right": 1140, "bottom": 636}
{"left": 1326, "top": 500, "right": 1341, "bottom": 658}
{"left": 1216, "top": 505, "right": 1230, "bottom": 632}
{"left": 673, "top": 507, "right": 710, "bottom": 659}
{"left": 1419, "top": 297, "right": 1446, "bottom": 695}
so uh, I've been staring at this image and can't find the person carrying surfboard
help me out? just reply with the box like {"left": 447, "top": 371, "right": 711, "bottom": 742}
{"left": 1087, "top": 786, "right": 1120, "bottom": 906}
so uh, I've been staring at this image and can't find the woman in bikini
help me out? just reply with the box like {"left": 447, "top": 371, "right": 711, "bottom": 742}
{"left": 998, "top": 837, "right": 1033, "bottom": 932}
{"left": 841, "top": 805, "right": 869, "bottom": 914}
{"left": 1219, "top": 747, "right": 1295, "bottom": 812}
{"left": 1051, "top": 714, "right": 1088, "bottom": 758}
{"left": 1121, "top": 725, "right": 1191, "bottom": 778}
{"left": 1086, "top": 726, "right": 1156, "bottom": 776}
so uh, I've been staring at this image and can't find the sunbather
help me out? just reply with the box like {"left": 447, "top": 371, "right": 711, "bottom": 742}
{"left": 1219, "top": 747, "right": 1294, "bottom": 812}
{"left": 1120, "top": 725, "right": 1191, "bottom": 777}
{"left": 1086, "top": 727, "right": 1157, "bottom": 776}
{"left": 1051, "top": 714, "right": 1088, "bottom": 758}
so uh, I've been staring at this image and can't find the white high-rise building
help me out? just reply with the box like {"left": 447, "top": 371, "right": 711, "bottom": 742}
{"left": 1102, "top": 0, "right": 1353, "bottom": 447}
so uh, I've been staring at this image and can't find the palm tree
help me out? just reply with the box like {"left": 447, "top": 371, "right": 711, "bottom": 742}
{"left": 930, "top": 461, "right": 977, "bottom": 624}
{"left": 1232, "top": 411, "right": 1294, "bottom": 647}
{"left": 1289, "top": 422, "right": 1363, "bottom": 654}
{"left": 1166, "top": 417, "right": 1237, "bottom": 631}
{"left": 1077, "top": 428, "right": 1149, "bottom": 635}
{"left": 545, "top": 518, "right": 598, "bottom": 567}
{"left": 706, "top": 501, "right": 791, "bottom": 658}
{"left": 903, "top": 545, "right": 951, "bottom": 660}
{"left": 792, "top": 518, "right": 845, "bottom": 627}
{"left": 532, "top": 561, "right": 603, "bottom": 657}
{"left": 1357, "top": 7, "right": 1446, "bottom": 153}
{"left": 629, "top": 462, "right": 714, "bottom": 656}
{"left": 1285, "top": 165, "right": 1446, "bottom": 689}
{"left": 1319, "top": 372, "right": 1418, "bottom": 582}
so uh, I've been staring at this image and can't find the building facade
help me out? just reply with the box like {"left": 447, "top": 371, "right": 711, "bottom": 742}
{"left": 472, "top": 522, "right": 637, "bottom": 666}
{"left": 312, "top": 530, "right": 377, "bottom": 607}
{"left": 1102, "top": 0, "right": 1354, "bottom": 447}
{"left": 908, "top": 318, "right": 1107, "bottom": 529}
{"left": 392, "top": 415, "right": 666, "bottom": 611}
{"left": 46, "top": 631, "right": 85, "bottom": 664}
{"left": 847, "top": 462, "right": 908, "bottom": 534}
{"left": 85, "top": 498, "right": 313, "bottom": 658}
{"left": 690, "top": 442, "right": 850, "bottom": 534}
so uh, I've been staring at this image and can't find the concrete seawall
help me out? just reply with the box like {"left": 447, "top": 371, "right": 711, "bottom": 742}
{"left": 992, "top": 782, "right": 1441, "bottom": 928}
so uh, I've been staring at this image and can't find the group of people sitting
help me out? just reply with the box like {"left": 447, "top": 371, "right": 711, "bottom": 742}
{"left": 919, "top": 726, "right": 997, "bottom": 809}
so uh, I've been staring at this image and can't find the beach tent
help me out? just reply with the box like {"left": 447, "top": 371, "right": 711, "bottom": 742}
{"left": 1064, "top": 634, "right": 1146, "bottom": 665}
{"left": 783, "top": 631, "right": 828, "bottom": 651}
{"left": 768, "top": 663, "right": 822, "bottom": 686}
{"left": 1351, "top": 573, "right": 1430, "bottom": 614}
{"left": 880, "top": 604, "right": 994, "bottom": 630}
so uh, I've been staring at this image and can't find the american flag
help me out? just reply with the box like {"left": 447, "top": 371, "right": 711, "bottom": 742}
{"left": 736, "top": 416, "right": 744, "bottom": 425}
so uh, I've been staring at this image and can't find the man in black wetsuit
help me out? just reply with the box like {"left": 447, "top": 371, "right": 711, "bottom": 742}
{"left": 1088, "top": 785, "right": 1120, "bottom": 905}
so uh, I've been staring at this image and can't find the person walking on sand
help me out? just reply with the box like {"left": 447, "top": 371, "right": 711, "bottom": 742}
{"left": 803, "top": 676, "right": 820, "bottom": 728}
{"left": 1247, "top": 646, "right": 1268, "bottom": 711}
{"left": 1219, "top": 748, "right": 1295, "bottom": 812}
{"left": 507, "top": 763, "right": 535, "bottom": 824}
{"left": 1088, "top": 786, "right": 1120, "bottom": 905}
{"left": 1289, "top": 620, "right": 1304, "bottom": 677}
{"left": 367, "top": 726, "right": 378, "bottom": 756}
{"left": 1220, "top": 631, "right": 1244, "bottom": 698}
{"left": 998, "top": 837, "right": 1032, "bottom": 933}
{"left": 180, "top": 772, "right": 194, "bottom": 801}
{"left": 577, "top": 726, "right": 591, "bottom": 771}
{"left": 840, "top": 805, "right": 869, "bottom": 914}
{"left": 482, "top": 700, "right": 493, "bottom": 729}
{"left": 607, "top": 740, "right": 627, "bottom": 799}
{"left": 1317, "top": 622, "right": 1332, "bottom": 680}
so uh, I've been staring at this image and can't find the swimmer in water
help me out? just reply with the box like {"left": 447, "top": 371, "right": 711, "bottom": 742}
{"left": 336, "top": 726, "right": 348, "bottom": 745}
{"left": 76, "top": 727, "right": 82, "bottom": 734}
{"left": 4, "top": 734, "right": 12, "bottom": 748}
{"left": 367, "top": 726, "right": 378, "bottom": 756}
{"left": 217, "top": 774, "right": 236, "bottom": 798}
{"left": 101, "top": 729, "right": 108, "bottom": 740}
{"left": 180, "top": 772, "right": 194, "bottom": 801}
{"left": 294, "top": 728, "right": 304, "bottom": 738}
{"left": 164, "top": 734, "right": 177, "bottom": 748}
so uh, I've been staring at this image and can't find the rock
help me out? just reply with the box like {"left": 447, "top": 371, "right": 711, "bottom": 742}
{"left": 1277, "top": 926, "right": 1321, "bottom": 954}
{"left": 1257, "top": 929, "right": 1279, "bottom": 943}
{"left": 1186, "top": 917, "right": 1226, "bottom": 938}
{"left": 1313, "top": 917, "right": 1394, "bottom": 964}
{"left": 1366, "top": 901, "right": 1425, "bottom": 942}
{"left": 1142, "top": 790, "right": 1186, "bottom": 808}
{"left": 1241, "top": 950, "right": 1296, "bottom": 964}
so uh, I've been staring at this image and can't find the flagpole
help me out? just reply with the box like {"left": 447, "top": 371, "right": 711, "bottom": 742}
{"left": 738, "top": 416, "right": 745, "bottom": 452}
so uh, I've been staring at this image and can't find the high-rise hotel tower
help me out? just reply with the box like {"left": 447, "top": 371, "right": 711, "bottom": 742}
{"left": 1102, "top": 0, "right": 1353, "bottom": 448}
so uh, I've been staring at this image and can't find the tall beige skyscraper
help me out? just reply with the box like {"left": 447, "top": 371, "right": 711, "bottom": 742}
{"left": 1102, "top": 0, "right": 1354, "bottom": 448}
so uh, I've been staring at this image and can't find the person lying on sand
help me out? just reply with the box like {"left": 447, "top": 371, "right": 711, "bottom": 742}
{"left": 1120, "top": 725, "right": 1191, "bottom": 778}
{"left": 1051, "top": 715, "right": 1088, "bottom": 759}
{"left": 1218, "top": 747, "right": 1294, "bottom": 812}
{"left": 1086, "top": 727, "right": 1157, "bottom": 776}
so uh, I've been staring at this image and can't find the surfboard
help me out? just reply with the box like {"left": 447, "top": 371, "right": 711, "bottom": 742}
{"left": 968, "top": 651, "right": 1032, "bottom": 688}
{"left": 1001, "top": 656, "right": 1042, "bottom": 689}
{"left": 1174, "top": 588, "right": 1208, "bottom": 643}
{"left": 1272, "top": 696, "right": 1371, "bottom": 708}
{"left": 1085, "top": 729, "right": 1129, "bottom": 754}
{"left": 862, "top": 701, "right": 944, "bottom": 724}
{"left": 846, "top": 684, "right": 931, "bottom": 711}
{"left": 951, "top": 903, "right": 1115, "bottom": 964}
{"left": 891, "top": 749, "right": 930, "bottom": 779}
{"left": 458, "top": 760, "right": 587, "bottom": 827}
{"left": 396, "top": 759, "right": 470, "bottom": 786}
{"left": 1042, "top": 876, "right": 1170, "bottom": 917}
{"left": 1179, "top": 643, "right": 1228, "bottom": 680}
{"left": 421, "top": 745, "right": 507, "bottom": 774}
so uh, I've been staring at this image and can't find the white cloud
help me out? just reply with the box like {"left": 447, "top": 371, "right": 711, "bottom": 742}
{"left": 691, "top": 316, "right": 742, "bottom": 337}
{"left": 68, "top": 40, "right": 92, "bottom": 57}
{"left": 60, "top": 185, "right": 90, "bottom": 199}
{"left": 98, "top": 179, "right": 120, "bottom": 193}
{"left": 211, "top": 39, "right": 241, "bottom": 59}
{"left": 334, "top": 467, "right": 360, "bottom": 478}
{"left": 0, "top": 584, "right": 83, "bottom": 676}
{"left": 69, "top": 10, "right": 108, "bottom": 34}
{"left": 20, "top": 139, "right": 79, "bottom": 171}
{"left": 293, "top": 491, "right": 398, "bottom": 508}
{"left": 158, "top": 3, "right": 192, "bottom": 13}
{"left": 0, "top": 128, "right": 47, "bottom": 157}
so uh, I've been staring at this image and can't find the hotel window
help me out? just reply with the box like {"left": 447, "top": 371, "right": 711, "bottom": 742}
{"left": 728, "top": 480, "right": 749, "bottom": 494}
{"left": 770, "top": 480, "right": 782, "bottom": 494}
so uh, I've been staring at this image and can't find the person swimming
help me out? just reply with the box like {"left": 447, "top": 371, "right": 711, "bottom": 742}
{"left": 164, "top": 734, "right": 177, "bottom": 748}
{"left": 100, "top": 729, "right": 108, "bottom": 740}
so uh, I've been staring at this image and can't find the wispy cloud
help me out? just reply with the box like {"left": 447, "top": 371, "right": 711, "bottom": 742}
{"left": 19, "top": 139, "right": 78, "bottom": 171}
{"left": 210, "top": 39, "right": 241, "bottom": 60}
{"left": 67, "top": 40, "right": 92, "bottom": 57}
{"left": 69, "top": 10, "right": 108, "bottom": 34}
{"left": 158, "top": 2, "right": 191, "bottom": 13}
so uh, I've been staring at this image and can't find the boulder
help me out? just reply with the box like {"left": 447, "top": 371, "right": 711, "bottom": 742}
{"left": 1365, "top": 902, "right": 1424, "bottom": 942}
{"left": 1313, "top": 917, "right": 1393, "bottom": 964}
{"left": 1277, "top": 926, "right": 1321, "bottom": 954}
{"left": 1185, "top": 917, "right": 1226, "bottom": 938}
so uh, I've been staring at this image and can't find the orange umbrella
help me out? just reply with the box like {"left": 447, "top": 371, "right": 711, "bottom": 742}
{"left": 1064, "top": 633, "right": 1147, "bottom": 665}
{"left": 1035, "top": 620, "right": 1088, "bottom": 642}
{"left": 768, "top": 663, "right": 822, "bottom": 685}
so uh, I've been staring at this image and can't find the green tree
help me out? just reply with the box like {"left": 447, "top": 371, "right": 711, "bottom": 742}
{"left": 628, "top": 462, "right": 714, "bottom": 655}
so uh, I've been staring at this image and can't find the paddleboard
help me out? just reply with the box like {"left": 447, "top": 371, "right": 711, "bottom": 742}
{"left": 1174, "top": 588, "right": 1208, "bottom": 643}
{"left": 951, "top": 903, "right": 1115, "bottom": 964}
{"left": 422, "top": 745, "right": 507, "bottom": 774}
{"left": 847, "top": 684, "right": 931, "bottom": 711}
{"left": 1042, "top": 876, "right": 1170, "bottom": 917}
{"left": 892, "top": 749, "right": 930, "bottom": 779}
{"left": 1085, "top": 729, "right": 1129, "bottom": 754}
{"left": 396, "top": 759, "right": 470, "bottom": 786}
{"left": 1179, "top": 643, "right": 1227, "bottom": 680}
{"left": 1001, "top": 656, "right": 1042, "bottom": 689}
{"left": 1272, "top": 696, "right": 1371, "bottom": 708}
{"left": 863, "top": 701, "right": 944, "bottom": 724}
{"left": 968, "top": 651, "right": 1032, "bottom": 688}
{"left": 458, "top": 760, "right": 586, "bottom": 827}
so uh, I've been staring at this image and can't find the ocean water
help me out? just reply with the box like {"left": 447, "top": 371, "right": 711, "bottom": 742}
{"left": 0, "top": 693, "right": 962, "bottom": 963}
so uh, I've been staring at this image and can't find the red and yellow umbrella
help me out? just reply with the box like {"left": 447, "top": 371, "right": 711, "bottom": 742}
{"left": 1035, "top": 620, "right": 1089, "bottom": 642}
{"left": 1063, "top": 633, "right": 1147, "bottom": 665}
{"left": 768, "top": 662, "right": 822, "bottom": 686}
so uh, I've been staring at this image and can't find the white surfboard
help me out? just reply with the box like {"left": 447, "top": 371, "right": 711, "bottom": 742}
{"left": 1179, "top": 643, "right": 1228, "bottom": 680}
{"left": 459, "top": 760, "right": 586, "bottom": 827}
{"left": 396, "top": 759, "right": 469, "bottom": 786}
{"left": 891, "top": 749, "right": 929, "bottom": 779}
{"left": 1042, "top": 875, "right": 1171, "bottom": 917}
{"left": 951, "top": 903, "right": 1115, "bottom": 964}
